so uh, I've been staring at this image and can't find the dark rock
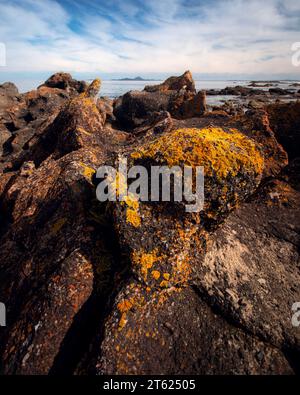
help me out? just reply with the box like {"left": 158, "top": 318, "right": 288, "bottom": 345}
{"left": 269, "top": 88, "right": 293, "bottom": 95}
{"left": 266, "top": 101, "right": 300, "bottom": 159}
{"left": 98, "top": 287, "right": 292, "bottom": 374}
{"left": 114, "top": 85, "right": 206, "bottom": 129}
{"left": 144, "top": 70, "right": 196, "bottom": 93}
{"left": 40, "top": 72, "right": 87, "bottom": 94}
{"left": 0, "top": 71, "right": 299, "bottom": 375}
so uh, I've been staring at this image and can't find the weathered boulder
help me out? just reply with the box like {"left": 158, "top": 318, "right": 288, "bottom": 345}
{"left": 114, "top": 89, "right": 206, "bottom": 129}
{"left": 144, "top": 70, "right": 196, "bottom": 93}
{"left": 114, "top": 71, "right": 206, "bottom": 128}
{"left": 266, "top": 101, "right": 300, "bottom": 159}
{"left": 192, "top": 167, "right": 300, "bottom": 372}
{"left": 0, "top": 79, "right": 107, "bottom": 172}
{"left": 98, "top": 286, "right": 293, "bottom": 374}
{"left": 40, "top": 72, "right": 87, "bottom": 94}
{"left": 0, "top": 78, "right": 122, "bottom": 374}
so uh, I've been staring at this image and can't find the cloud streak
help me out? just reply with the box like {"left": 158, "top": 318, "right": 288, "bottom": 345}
{"left": 0, "top": 0, "right": 300, "bottom": 77}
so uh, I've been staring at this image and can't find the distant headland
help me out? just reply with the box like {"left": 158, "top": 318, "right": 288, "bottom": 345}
{"left": 111, "top": 76, "right": 155, "bottom": 81}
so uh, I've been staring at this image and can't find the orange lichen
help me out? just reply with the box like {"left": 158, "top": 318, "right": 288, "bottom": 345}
{"left": 123, "top": 194, "right": 141, "bottom": 227}
{"left": 151, "top": 270, "right": 161, "bottom": 280}
{"left": 79, "top": 162, "right": 96, "bottom": 181}
{"left": 131, "top": 249, "right": 163, "bottom": 281}
{"left": 131, "top": 127, "right": 264, "bottom": 180}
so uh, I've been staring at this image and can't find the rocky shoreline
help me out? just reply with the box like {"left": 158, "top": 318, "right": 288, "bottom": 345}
{"left": 0, "top": 71, "right": 299, "bottom": 375}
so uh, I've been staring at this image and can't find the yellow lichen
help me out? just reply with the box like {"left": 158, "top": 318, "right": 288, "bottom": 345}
{"left": 151, "top": 270, "right": 161, "bottom": 280}
{"left": 131, "top": 127, "right": 264, "bottom": 180}
{"left": 126, "top": 208, "right": 141, "bottom": 227}
{"left": 79, "top": 162, "right": 96, "bottom": 181}
{"left": 132, "top": 249, "right": 163, "bottom": 281}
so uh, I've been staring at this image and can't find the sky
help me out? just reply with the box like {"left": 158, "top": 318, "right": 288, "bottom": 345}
{"left": 0, "top": 0, "right": 300, "bottom": 81}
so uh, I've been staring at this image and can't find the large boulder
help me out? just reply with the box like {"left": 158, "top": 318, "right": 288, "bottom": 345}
{"left": 114, "top": 71, "right": 206, "bottom": 129}
{"left": 266, "top": 101, "right": 300, "bottom": 159}
{"left": 0, "top": 78, "right": 122, "bottom": 375}
{"left": 40, "top": 72, "right": 87, "bottom": 94}
{"left": 144, "top": 70, "right": 196, "bottom": 93}
{"left": 193, "top": 165, "right": 300, "bottom": 371}
{"left": 98, "top": 286, "right": 292, "bottom": 374}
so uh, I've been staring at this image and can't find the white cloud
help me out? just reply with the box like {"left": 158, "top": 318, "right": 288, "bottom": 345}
{"left": 0, "top": 0, "right": 300, "bottom": 76}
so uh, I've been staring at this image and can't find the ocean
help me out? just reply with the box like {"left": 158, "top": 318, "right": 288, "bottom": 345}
{"left": 2, "top": 77, "right": 299, "bottom": 106}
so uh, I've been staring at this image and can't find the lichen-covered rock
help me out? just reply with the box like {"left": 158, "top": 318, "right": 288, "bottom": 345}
{"left": 98, "top": 287, "right": 293, "bottom": 374}
{"left": 192, "top": 167, "right": 300, "bottom": 371}
{"left": 0, "top": 72, "right": 298, "bottom": 376}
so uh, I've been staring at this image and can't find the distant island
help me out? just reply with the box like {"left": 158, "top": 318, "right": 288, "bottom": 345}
{"left": 112, "top": 76, "right": 156, "bottom": 81}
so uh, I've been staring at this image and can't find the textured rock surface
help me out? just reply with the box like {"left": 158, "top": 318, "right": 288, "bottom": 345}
{"left": 0, "top": 73, "right": 299, "bottom": 375}
{"left": 144, "top": 70, "right": 196, "bottom": 93}
{"left": 114, "top": 71, "right": 206, "bottom": 128}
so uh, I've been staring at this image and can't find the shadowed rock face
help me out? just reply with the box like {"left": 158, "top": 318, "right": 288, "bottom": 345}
{"left": 113, "top": 71, "right": 206, "bottom": 128}
{"left": 0, "top": 72, "right": 299, "bottom": 375}
{"left": 266, "top": 102, "right": 300, "bottom": 160}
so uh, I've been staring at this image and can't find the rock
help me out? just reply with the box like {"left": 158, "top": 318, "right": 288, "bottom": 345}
{"left": 0, "top": 82, "right": 19, "bottom": 98}
{"left": 98, "top": 287, "right": 292, "bottom": 374}
{"left": 266, "top": 101, "right": 300, "bottom": 159}
{"left": 192, "top": 169, "right": 300, "bottom": 369}
{"left": 19, "top": 161, "right": 35, "bottom": 177}
{"left": 0, "top": 71, "right": 299, "bottom": 375}
{"left": 0, "top": 125, "right": 11, "bottom": 156}
{"left": 40, "top": 72, "right": 87, "bottom": 94}
{"left": 0, "top": 77, "right": 122, "bottom": 374}
{"left": 97, "top": 97, "right": 114, "bottom": 123}
{"left": 132, "top": 111, "right": 173, "bottom": 136}
{"left": 0, "top": 79, "right": 106, "bottom": 172}
{"left": 248, "top": 100, "right": 265, "bottom": 110}
{"left": 144, "top": 70, "right": 196, "bottom": 93}
{"left": 269, "top": 88, "right": 293, "bottom": 96}
{"left": 233, "top": 109, "right": 288, "bottom": 177}
{"left": 114, "top": 88, "right": 206, "bottom": 129}
{"left": 170, "top": 90, "right": 207, "bottom": 119}
{"left": 113, "top": 90, "right": 172, "bottom": 128}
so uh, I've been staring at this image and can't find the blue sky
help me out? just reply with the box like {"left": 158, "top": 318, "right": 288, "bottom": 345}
{"left": 0, "top": 0, "right": 300, "bottom": 80}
